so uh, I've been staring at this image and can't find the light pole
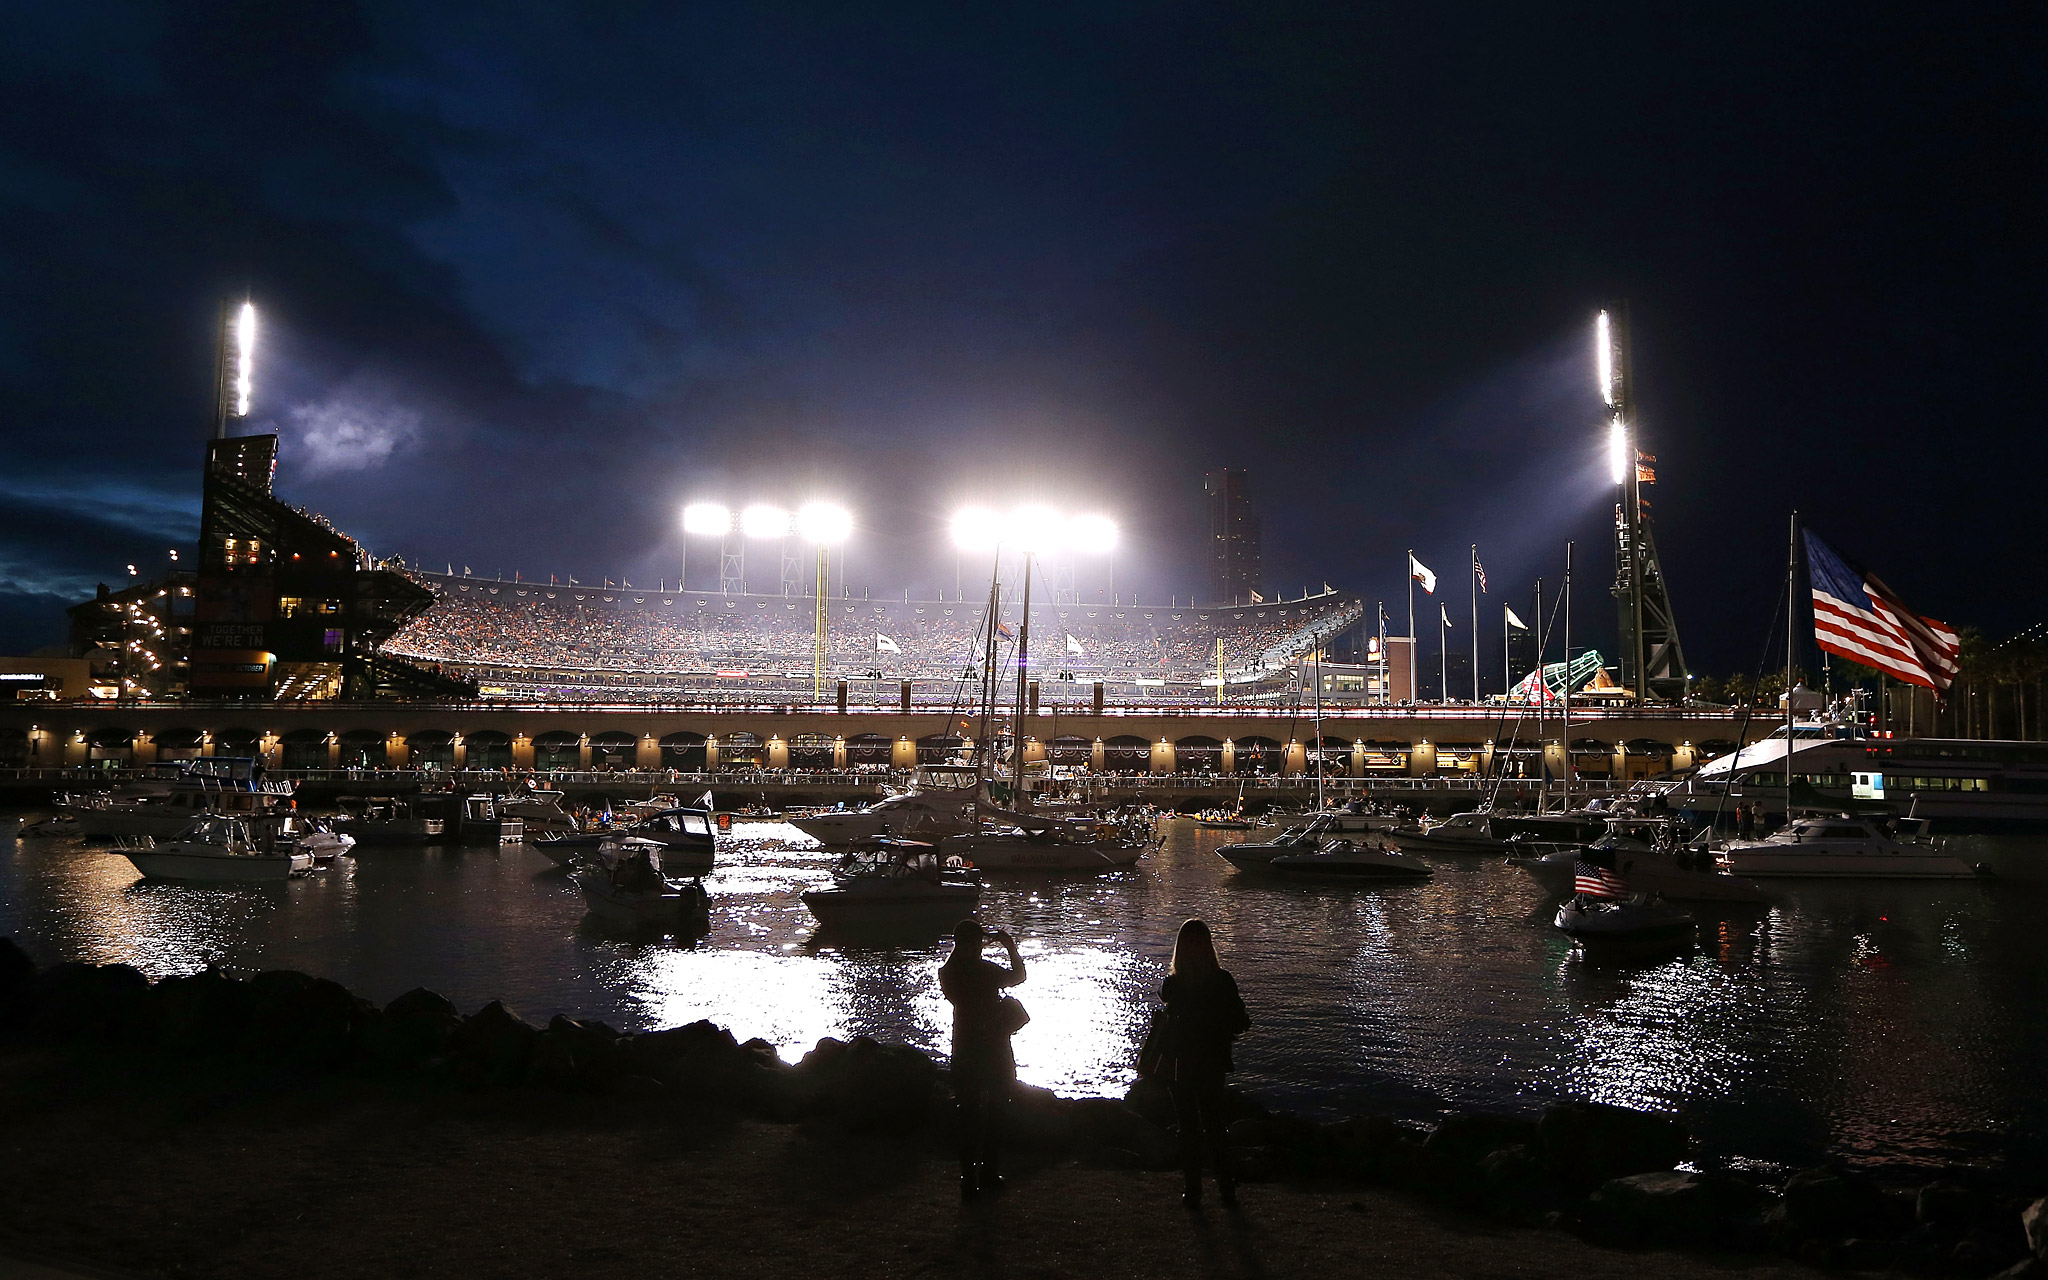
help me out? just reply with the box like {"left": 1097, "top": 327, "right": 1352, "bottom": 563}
{"left": 796, "top": 503, "right": 852, "bottom": 700}
{"left": 680, "top": 503, "right": 734, "bottom": 594}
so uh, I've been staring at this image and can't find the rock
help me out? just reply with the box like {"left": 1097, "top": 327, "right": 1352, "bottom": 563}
{"left": 1479, "top": 1143, "right": 1554, "bottom": 1220}
{"left": 1585, "top": 1172, "right": 1720, "bottom": 1247}
{"left": 1922, "top": 1181, "right": 1998, "bottom": 1236}
{"left": 237, "top": 970, "right": 368, "bottom": 1071}
{"left": 448, "top": 1000, "right": 539, "bottom": 1085}
{"left": 1323, "top": 1114, "right": 1406, "bottom": 1181}
{"left": 527, "top": 1016, "right": 624, "bottom": 1092}
{"left": 1537, "top": 1101, "right": 1688, "bottom": 1189}
{"left": 1123, "top": 1076, "right": 1175, "bottom": 1128}
{"left": 612, "top": 1074, "right": 669, "bottom": 1105}
{"left": 374, "top": 987, "right": 462, "bottom": 1064}
{"left": 1070, "top": 1097, "right": 1178, "bottom": 1170}
{"left": 25, "top": 962, "right": 152, "bottom": 1044}
{"left": 0, "top": 937, "right": 35, "bottom": 1024}
{"left": 1954, "top": 1227, "right": 2031, "bottom": 1278}
{"left": 1774, "top": 1166, "right": 1884, "bottom": 1240}
{"left": 149, "top": 967, "right": 252, "bottom": 1055}
{"left": 1424, "top": 1112, "right": 1542, "bottom": 1168}
{"left": 1992, "top": 1259, "right": 2044, "bottom": 1280}
{"left": 1003, "top": 1082, "right": 1074, "bottom": 1149}
{"left": 2024, "top": 1199, "right": 2048, "bottom": 1261}
{"left": 821, "top": 1036, "right": 939, "bottom": 1133}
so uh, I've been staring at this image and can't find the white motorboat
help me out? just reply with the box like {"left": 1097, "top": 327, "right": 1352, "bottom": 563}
{"left": 499, "top": 788, "right": 579, "bottom": 835}
{"left": 598, "top": 833, "right": 712, "bottom": 876}
{"left": 1719, "top": 814, "right": 1984, "bottom": 879}
{"left": 1219, "top": 813, "right": 1384, "bottom": 871}
{"left": 1555, "top": 895, "right": 1697, "bottom": 948}
{"left": 612, "top": 808, "right": 717, "bottom": 870}
{"left": 576, "top": 852, "right": 708, "bottom": 930}
{"left": 940, "top": 824, "right": 1135, "bottom": 872}
{"left": 1267, "top": 841, "right": 1432, "bottom": 881}
{"left": 289, "top": 822, "right": 356, "bottom": 864}
{"left": 789, "top": 765, "right": 982, "bottom": 845}
{"left": 121, "top": 817, "right": 313, "bottom": 882}
{"left": 68, "top": 758, "right": 297, "bottom": 839}
{"left": 333, "top": 796, "right": 446, "bottom": 844}
{"left": 1385, "top": 809, "right": 1506, "bottom": 854}
{"left": 800, "top": 840, "right": 981, "bottom": 932}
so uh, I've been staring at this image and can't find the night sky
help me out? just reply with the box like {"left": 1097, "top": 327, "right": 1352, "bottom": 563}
{"left": 1, "top": 2, "right": 2039, "bottom": 675}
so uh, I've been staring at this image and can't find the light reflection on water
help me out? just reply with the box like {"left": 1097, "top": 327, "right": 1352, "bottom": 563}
{"left": 3, "top": 812, "right": 2046, "bottom": 1172}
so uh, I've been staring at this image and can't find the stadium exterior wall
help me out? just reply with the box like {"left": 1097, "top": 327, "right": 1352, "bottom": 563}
{"left": 0, "top": 704, "right": 1761, "bottom": 778}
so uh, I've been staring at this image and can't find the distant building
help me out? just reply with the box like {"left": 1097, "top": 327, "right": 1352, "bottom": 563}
{"left": 1204, "top": 468, "right": 1263, "bottom": 605}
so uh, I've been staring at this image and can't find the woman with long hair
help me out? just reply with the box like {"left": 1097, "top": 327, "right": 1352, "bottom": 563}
{"left": 1160, "top": 917, "right": 1249, "bottom": 1207}
{"left": 940, "top": 917, "right": 1026, "bottom": 1200}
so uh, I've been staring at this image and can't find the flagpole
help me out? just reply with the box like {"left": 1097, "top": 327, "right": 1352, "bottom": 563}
{"left": 1534, "top": 577, "right": 1544, "bottom": 791}
{"left": 1439, "top": 604, "right": 1447, "bottom": 704}
{"left": 1563, "top": 542, "right": 1573, "bottom": 813}
{"left": 1785, "top": 511, "right": 1798, "bottom": 824}
{"left": 1503, "top": 602, "right": 1510, "bottom": 702}
{"left": 1470, "top": 544, "right": 1480, "bottom": 703}
{"left": 1406, "top": 550, "right": 1416, "bottom": 704}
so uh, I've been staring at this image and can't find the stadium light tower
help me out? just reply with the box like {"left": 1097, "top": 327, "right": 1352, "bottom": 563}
{"left": 797, "top": 503, "right": 853, "bottom": 699}
{"left": 1598, "top": 305, "right": 1689, "bottom": 701}
{"left": 680, "top": 502, "right": 733, "bottom": 595}
{"left": 213, "top": 299, "right": 257, "bottom": 439}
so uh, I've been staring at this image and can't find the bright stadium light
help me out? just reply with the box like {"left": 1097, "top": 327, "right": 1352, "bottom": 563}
{"left": 741, "top": 504, "right": 791, "bottom": 539}
{"left": 949, "top": 506, "right": 1003, "bottom": 551}
{"left": 796, "top": 502, "right": 852, "bottom": 545}
{"left": 1065, "top": 514, "right": 1118, "bottom": 555}
{"left": 1006, "top": 505, "right": 1065, "bottom": 555}
{"left": 1609, "top": 416, "right": 1629, "bottom": 486}
{"left": 681, "top": 502, "right": 733, "bottom": 536}
{"left": 233, "top": 301, "right": 256, "bottom": 416}
{"left": 1595, "top": 309, "right": 1614, "bottom": 408}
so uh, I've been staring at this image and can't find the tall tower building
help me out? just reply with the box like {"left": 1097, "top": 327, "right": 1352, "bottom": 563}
{"left": 1204, "top": 468, "right": 1263, "bottom": 604}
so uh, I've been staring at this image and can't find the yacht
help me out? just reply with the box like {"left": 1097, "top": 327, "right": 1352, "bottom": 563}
{"left": 499, "top": 788, "right": 579, "bottom": 835}
{"left": 800, "top": 839, "right": 981, "bottom": 931}
{"left": 940, "top": 813, "right": 1148, "bottom": 872}
{"left": 576, "top": 847, "right": 708, "bottom": 931}
{"left": 1719, "top": 813, "right": 1985, "bottom": 879}
{"left": 121, "top": 816, "right": 313, "bottom": 882}
{"left": 333, "top": 796, "right": 445, "bottom": 844}
{"left": 1218, "top": 814, "right": 1396, "bottom": 871}
{"left": 789, "top": 765, "right": 982, "bottom": 845}
{"left": 1267, "top": 841, "right": 1432, "bottom": 881}
{"left": 1510, "top": 816, "right": 1765, "bottom": 903}
{"left": 68, "top": 758, "right": 297, "bottom": 839}
{"left": 1385, "top": 809, "right": 1506, "bottom": 854}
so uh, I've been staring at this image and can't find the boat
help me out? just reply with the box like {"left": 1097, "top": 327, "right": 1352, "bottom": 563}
{"left": 612, "top": 807, "right": 717, "bottom": 869}
{"left": 598, "top": 833, "right": 713, "bottom": 877}
{"left": 1555, "top": 895, "right": 1697, "bottom": 948}
{"left": 576, "top": 849, "right": 709, "bottom": 931}
{"left": 1509, "top": 816, "right": 1765, "bottom": 903}
{"left": 788, "top": 764, "right": 983, "bottom": 844}
{"left": 499, "top": 787, "right": 579, "bottom": 835}
{"left": 286, "top": 819, "right": 356, "bottom": 864}
{"left": 1385, "top": 809, "right": 1507, "bottom": 853}
{"left": 332, "top": 796, "right": 446, "bottom": 844}
{"left": 1218, "top": 814, "right": 1394, "bottom": 871}
{"left": 939, "top": 816, "right": 1146, "bottom": 871}
{"left": 66, "top": 757, "right": 298, "bottom": 838}
{"left": 1267, "top": 841, "right": 1432, "bottom": 880}
{"left": 1719, "top": 813, "right": 1985, "bottom": 879}
{"left": 800, "top": 839, "right": 981, "bottom": 932}
{"left": 1191, "top": 810, "right": 1257, "bottom": 830}
{"left": 120, "top": 816, "right": 314, "bottom": 882}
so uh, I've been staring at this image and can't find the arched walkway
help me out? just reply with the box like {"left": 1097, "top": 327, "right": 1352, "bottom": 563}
{"left": 279, "top": 728, "right": 328, "bottom": 770}
{"left": 466, "top": 730, "right": 514, "bottom": 770}
{"left": 660, "top": 731, "right": 708, "bottom": 771}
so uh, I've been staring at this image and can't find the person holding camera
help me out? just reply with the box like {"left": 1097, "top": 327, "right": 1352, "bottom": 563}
{"left": 1158, "top": 918, "right": 1250, "bottom": 1208}
{"left": 940, "top": 918, "right": 1028, "bottom": 1201}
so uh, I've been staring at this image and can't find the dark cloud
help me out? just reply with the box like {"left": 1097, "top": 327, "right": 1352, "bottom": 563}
{"left": 0, "top": 1, "right": 2039, "bottom": 666}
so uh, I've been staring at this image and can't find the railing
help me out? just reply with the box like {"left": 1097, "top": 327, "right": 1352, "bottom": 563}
{"left": 0, "top": 698, "right": 1752, "bottom": 720}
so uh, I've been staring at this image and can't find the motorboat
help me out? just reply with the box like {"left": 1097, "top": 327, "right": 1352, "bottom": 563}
{"left": 940, "top": 823, "right": 1138, "bottom": 872}
{"left": 1190, "top": 810, "right": 1257, "bottom": 830}
{"left": 1267, "top": 841, "right": 1432, "bottom": 881}
{"left": 287, "top": 820, "right": 356, "bottom": 864}
{"left": 499, "top": 788, "right": 579, "bottom": 835}
{"left": 788, "top": 765, "right": 982, "bottom": 845}
{"left": 66, "top": 758, "right": 297, "bottom": 839}
{"left": 1719, "top": 813, "right": 1985, "bottom": 879}
{"left": 1218, "top": 813, "right": 1391, "bottom": 871}
{"left": 598, "top": 833, "right": 711, "bottom": 877}
{"left": 1385, "top": 809, "right": 1507, "bottom": 854}
{"left": 333, "top": 796, "right": 446, "bottom": 845}
{"left": 614, "top": 808, "right": 716, "bottom": 869}
{"left": 1509, "top": 817, "right": 1766, "bottom": 904}
{"left": 576, "top": 849, "right": 708, "bottom": 931}
{"left": 120, "top": 816, "right": 314, "bottom": 882}
{"left": 1555, "top": 895, "right": 1697, "bottom": 949}
{"left": 1487, "top": 804, "right": 1616, "bottom": 845}
{"left": 800, "top": 839, "right": 981, "bottom": 932}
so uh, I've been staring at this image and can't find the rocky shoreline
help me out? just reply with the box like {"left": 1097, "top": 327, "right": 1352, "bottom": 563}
{"left": 3, "top": 937, "right": 2044, "bottom": 1279}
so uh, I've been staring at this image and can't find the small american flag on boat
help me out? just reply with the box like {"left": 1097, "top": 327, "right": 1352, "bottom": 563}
{"left": 1573, "top": 858, "right": 1629, "bottom": 899}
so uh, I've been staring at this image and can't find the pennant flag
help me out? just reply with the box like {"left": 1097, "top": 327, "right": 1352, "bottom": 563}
{"left": 1440, "top": 603, "right": 1453, "bottom": 628}
{"left": 1249, "top": 590, "right": 1265, "bottom": 603}
{"left": 1804, "top": 531, "right": 1959, "bottom": 690}
{"left": 876, "top": 634, "right": 901, "bottom": 654}
{"left": 1505, "top": 605, "right": 1527, "bottom": 630}
{"left": 997, "top": 621, "right": 1015, "bottom": 642}
{"left": 567, "top": 577, "right": 579, "bottom": 585}
{"left": 1065, "top": 633, "right": 1086, "bottom": 655}
{"left": 463, "top": 565, "right": 472, "bottom": 576}
{"left": 1409, "top": 554, "right": 1436, "bottom": 594}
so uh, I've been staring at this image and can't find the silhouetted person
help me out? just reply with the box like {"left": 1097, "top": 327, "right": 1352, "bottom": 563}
{"left": 1160, "top": 918, "right": 1249, "bottom": 1208}
{"left": 940, "top": 919, "right": 1025, "bottom": 1200}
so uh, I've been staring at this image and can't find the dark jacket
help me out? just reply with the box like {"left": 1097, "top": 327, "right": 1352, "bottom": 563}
{"left": 941, "top": 955, "right": 1022, "bottom": 1079}
{"left": 1160, "top": 968, "right": 1249, "bottom": 1078}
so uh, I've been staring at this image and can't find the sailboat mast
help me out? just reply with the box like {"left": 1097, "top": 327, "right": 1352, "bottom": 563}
{"left": 1313, "top": 640, "right": 1324, "bottom": 811}
{"left": 1013, "top": 551, "right": 1034, "bottom": 807}
{"left": 976, "top": 568, "right": 1002, "bottom": 778}
{"left": 1785, "top": 511, "right": 1799, "bottom": 819}
{"left": 1563, "top": 543, "right": 1574, "bottom": 812}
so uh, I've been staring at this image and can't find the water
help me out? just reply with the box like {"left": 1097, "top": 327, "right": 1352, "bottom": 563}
{"left": 4, "top": 813, "right": 2046, "bottom": 1176}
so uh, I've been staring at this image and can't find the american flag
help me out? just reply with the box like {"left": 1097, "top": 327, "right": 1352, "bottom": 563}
{"left": 1804, "top": 531, "right": 1959, "bottom": 691}
{"left": 1573, "top": 858, "right": 1629, "bottom": 899}
{"left": 1474, "top": 554, "right": 1487, "bottom": 594}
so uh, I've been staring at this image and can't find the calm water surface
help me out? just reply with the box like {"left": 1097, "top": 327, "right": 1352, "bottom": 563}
{"left": 4, "top": 813, "right": 2045, "bottom": 1175}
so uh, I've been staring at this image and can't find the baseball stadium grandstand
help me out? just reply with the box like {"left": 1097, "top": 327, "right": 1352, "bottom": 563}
{"left": 382, "top": 574, "right": 1365, "bottom": 704}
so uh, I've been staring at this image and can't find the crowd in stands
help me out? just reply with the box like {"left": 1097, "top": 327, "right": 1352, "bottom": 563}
{"left": 384, "top": 576, "right": 1362, "bottom": 693}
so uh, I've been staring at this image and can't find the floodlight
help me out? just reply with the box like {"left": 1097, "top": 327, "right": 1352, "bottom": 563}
{"left": 796, "top": 502, "right": 852, "bottom": 545}
{"left": 1006, "top": 505, "right": 1065, "bottom": 555}
{"left": 682, "top": 502, "right": 733, "bottom": 536}
{"left": 234, "top": 301, "right": 256, "bottom": 416}
{"left": 1595, "top": 310, "right": 1614, "bottom": 407}
{"left": 1608, "top": 417, "right": 1628, "bottom": 486}
{"left": 741, "top": 504, "right": 791, "bottom": 539}
{"left": 949, "top": 506, "right": 1003, "bottom": 551}
{"left": 1065, "top": 514, "right": 1118, "bottom": 555}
